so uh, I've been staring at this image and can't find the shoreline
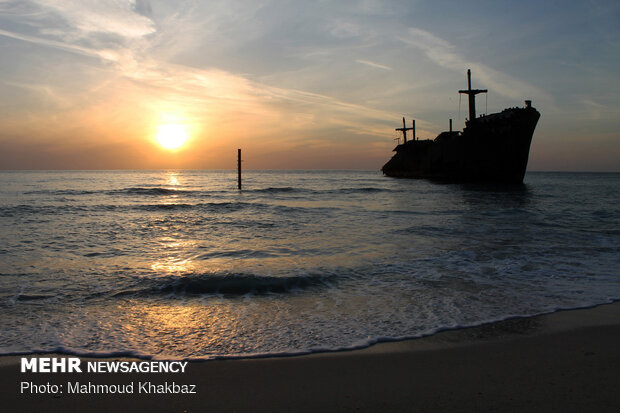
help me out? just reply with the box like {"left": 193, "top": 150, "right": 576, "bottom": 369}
{"left": 3, "top": 301, "right": 619, "bottom": 412}
{"left": 2, "top": 300, "right": 618, "bottom": 363}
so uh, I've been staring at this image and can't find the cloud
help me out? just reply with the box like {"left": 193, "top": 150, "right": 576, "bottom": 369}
{"left": 581, "top": 98, "right": 612, "bottom": 120}
{"left": 400, "top": 27, "right": 553, "bottom": 104}
{"left": 356, "top": 59, "right": 392, "bottom": 71}
{"left": 35, "top": 0, "right": 155, "bottom": 38}
{"left": 133, "top": 0, "right": 152, "bottom": 18}
{"left": 0, "top": 0, "right": 399, "bottom": 149}
{"left": 0, "top": 28, "right": 100, "bottom": 58}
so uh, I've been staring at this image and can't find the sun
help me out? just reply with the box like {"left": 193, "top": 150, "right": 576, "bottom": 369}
{"left": 156, "top": 124, "right": 189, "bottom": 150}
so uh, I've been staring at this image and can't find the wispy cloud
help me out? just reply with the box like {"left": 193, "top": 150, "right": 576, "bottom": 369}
{"left": 35, "top": 0, "right": 155, "bottom": 38}
{"left": 0, "top": 0, "right": 399, "bottom": 146}
{"left": 5, "top": 0, "right": 616, "bottom": 170}
{"left": 356, "top": 59, "right": 392, "bottom": 71}
{"left": 0, "top": 27, "right": 101, "bottom": 58}
{"left": 400, "top": 27, "right": 553, "bottom": 105}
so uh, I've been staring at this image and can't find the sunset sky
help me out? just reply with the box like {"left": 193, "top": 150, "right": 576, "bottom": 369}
{"left": 0, "top": 0, "right": 618, "bottom": 170}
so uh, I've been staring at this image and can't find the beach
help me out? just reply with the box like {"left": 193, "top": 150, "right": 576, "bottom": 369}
{"left": 3, "top": 301, "right": 619, "bottom": 412}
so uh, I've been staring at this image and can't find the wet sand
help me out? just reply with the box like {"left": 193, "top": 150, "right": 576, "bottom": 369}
{"left": 2, "top": 302, "right": 619, "bottom": 412}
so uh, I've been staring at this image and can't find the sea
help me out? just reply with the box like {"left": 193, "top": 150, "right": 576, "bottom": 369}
{"left": 0, "top": 170, "right": 618, "bottom": 360}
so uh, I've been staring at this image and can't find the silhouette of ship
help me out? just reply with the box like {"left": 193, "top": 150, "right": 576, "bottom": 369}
{"left": 382, "top": 70, "right": 540, "bottom": 183}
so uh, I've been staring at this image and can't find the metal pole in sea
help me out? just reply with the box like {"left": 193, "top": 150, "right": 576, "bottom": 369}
{"left": 237, "top": 148, "right": 242, "bottom": 190}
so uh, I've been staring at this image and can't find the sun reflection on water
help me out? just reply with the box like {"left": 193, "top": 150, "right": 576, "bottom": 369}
{"left": 157, "top": 172, "right": 182, "bottom": 206}
{"left": 115, "top": 299, "right": 243, "bottom": 358}
{"left": 150, "top": 259, "right": 194, "bottom": 274}
{"left": 150, "top": 236, "right": 197, "bottom": 275}
{"left": 166, "top": 172, "right": 179, "bottom": 187}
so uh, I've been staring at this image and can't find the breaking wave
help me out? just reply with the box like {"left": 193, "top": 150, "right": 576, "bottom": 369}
{"left": 110, "top": 273, "right": 336, "bottom": 297}
{"left": 109, "top": 187, "right": 197, "bottom": 196}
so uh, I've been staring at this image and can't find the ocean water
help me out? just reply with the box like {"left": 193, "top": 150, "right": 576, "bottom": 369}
{"left": 0, "top": 170, "right": 618, "bottom": 359}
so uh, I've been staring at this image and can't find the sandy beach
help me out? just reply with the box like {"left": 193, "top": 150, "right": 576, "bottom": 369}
{"left": 2, "top": 302, "right": 619, "bottom": 412}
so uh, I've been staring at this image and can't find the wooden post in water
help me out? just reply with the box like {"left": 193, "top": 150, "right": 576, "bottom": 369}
{"left": 450, "top": 118, "right": 453, "bottom": 132}
{"left": 237, "top": 148, "right": 242, "bottom": 190}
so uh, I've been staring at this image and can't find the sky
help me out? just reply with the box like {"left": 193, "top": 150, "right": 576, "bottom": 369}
{"left": 0, "top": 0, "right": 618, "bottom": 171}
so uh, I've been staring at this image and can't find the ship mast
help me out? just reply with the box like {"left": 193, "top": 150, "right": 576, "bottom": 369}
{"left": 458, "top": 69, "right": 487, "bottom": 121}
{"left": 395, "top": 117, "right": 413, "bottom": 143}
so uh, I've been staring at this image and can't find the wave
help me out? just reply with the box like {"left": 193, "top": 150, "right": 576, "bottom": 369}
{"left": 251, "top": 187, "right": 302, "bottom": 193}
{"left": 15, "top": 294, "right": 55, "bottom": 301}
{"left": 112, "top": 272, "right": 335, "bottom": 297}
{"left": 334, "top": 187, "right": 386, "bottom": 194}
{"left": 15, "top": 186, "right": 399, "bottom": 203}
{"left": 22, "top": 187, "right": 206, "bottom": 197}
{"left": 4, "top": 301, "right": 617, "bottom": 361}
{"left": 0, "top": 204, "right": 91, "bottom": 217}
{"left": 108, "top": 187, "right": 197, "bottom": 196}
{"left": 249, "top": 186, "right": 398, "bottom": 195}
{"left": 0, "top": 201, "right": 333, "bottom": 216}
{"left": 23, "top": 189, "right": 97, "bottom": 195}
{"left": 132, "top": 201, "right": 261, "bottom": 213}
